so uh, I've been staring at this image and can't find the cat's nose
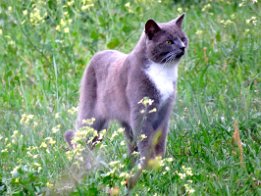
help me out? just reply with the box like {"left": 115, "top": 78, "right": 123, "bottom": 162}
{"left": 180, "top": 46, "right": 185, "bottom": 52}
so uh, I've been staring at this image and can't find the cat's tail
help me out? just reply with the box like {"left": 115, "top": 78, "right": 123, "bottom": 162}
{"left": 64, "top": 130, "right": 75, "bottom": 148}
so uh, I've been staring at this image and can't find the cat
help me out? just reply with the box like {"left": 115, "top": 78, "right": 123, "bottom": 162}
{"left": 65, "top": 14, "right": 188, "bottom": 188}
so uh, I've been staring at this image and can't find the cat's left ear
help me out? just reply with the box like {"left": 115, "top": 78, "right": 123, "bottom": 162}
{"left": 175, "top": 13, "right": 185, "bottom": 28}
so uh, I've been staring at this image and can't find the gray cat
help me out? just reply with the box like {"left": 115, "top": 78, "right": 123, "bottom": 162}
{"left": 65, "top": 14, "right": 188, "bottom": 188}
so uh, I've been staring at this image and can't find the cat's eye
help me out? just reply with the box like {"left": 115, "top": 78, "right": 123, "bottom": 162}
{"left": 165, "top": 40, "right": 173, "bottom": 45}
{"left": 181, "top": 37, "right": 186, "bottom": 42}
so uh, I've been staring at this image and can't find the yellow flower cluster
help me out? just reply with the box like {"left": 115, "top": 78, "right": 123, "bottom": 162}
{"left": 138, "top": 97, "right": 157, "bottom": 114}
{"left": 81, "top": 0, "right": 94, "bottom": 11}
{"left": 65, "top": 123, "right": 102, "bottom": 166}
{"left": 240, "top": 0, "right": 258, "bottom": 6}
{"left": 177, "top": 7, "right": 183, "bottom": 14}
{"left": 66, "top": 0, "right": 74, "bottom": 7}
{"left": 184, "top": 183, "right": 195, "bottom": 194}
{"left": 52, "top": 124, "right": 61, "bottom": 133}
{"left": 67, "top": 106, "right": 78, "bottom": 115}
{"left": 195, "top": 30, "right": 203, "bottom": 37}
{"left": 246, "top": 16, "right": 257, "bottom": 26}
{"left": 202, "top": 4, "right": 211, "bottom": 12}
{"left": 20, "top": 114, "right": 34, "bottom": 125}
{"left": 55, "top": 16, "right": 72, "bottom": 34}
{"left": 139, "top": 134, "right": 147, "bottom": 141}
{"left": 11, "top": 130, "right": 23, "bottom": 144}
{"left": 148, "top": 156, "right": 164, "bottom": 169}
{"left": 26, "top": 145, "right": 39, "bottom": 159}
{"left": 138, "top": 97, "right": 154, "bottom": 107}
{"left": 29, "top": 4, "right": 47, "bottom": 25}
{"left": 82, "top": 117, "right": 95, "bottom": 126}
{"left": 1, "top": 130, "right": 24, "bottom": 154}
{"left": 103, "top": 159, "right": 129, "bottom": 186}
{"left": 176, "top": 165, "right": 195, "bottom": 193}
{"left": 110, "top": 128, "right": 124, "bottom": 141}
{"left": 124, "top": 2, "right": 134, "bottom": 13}
{"left": 10, "top": 162, "right": 42, "bottom": 184}
{"left": 220, "top": 19, "right": 234, "bottom": 26}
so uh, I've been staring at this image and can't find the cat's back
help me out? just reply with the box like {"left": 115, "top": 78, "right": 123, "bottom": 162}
{"left": 89, "top": 49, "right": 127, "bottom": 69}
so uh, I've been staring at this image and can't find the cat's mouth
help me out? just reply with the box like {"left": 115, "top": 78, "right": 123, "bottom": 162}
{"left": 175, "top": 51, "right": 185, "bottom": 59}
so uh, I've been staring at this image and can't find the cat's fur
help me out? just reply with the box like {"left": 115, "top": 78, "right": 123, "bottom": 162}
{"left": 65, "top": 14, "right": 188, "bottom": 188}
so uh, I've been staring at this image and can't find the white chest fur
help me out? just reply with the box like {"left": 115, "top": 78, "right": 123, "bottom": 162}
{"left": 145, "top": 62, "right": 178, "bottom": 102}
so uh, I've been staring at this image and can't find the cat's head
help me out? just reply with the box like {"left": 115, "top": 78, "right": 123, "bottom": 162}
{"left": 145, "top": 14, "right": 188, "bottom": 64}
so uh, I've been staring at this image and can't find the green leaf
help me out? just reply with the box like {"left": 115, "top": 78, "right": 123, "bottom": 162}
{"left": 215, "top": 31, "right": 221, "bottom": 42}
{"left": 107, "top": 38, "right": 120, "bottom": 49}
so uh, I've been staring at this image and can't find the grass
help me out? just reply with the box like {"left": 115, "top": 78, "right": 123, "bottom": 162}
{"left": 0, "top": 0, "right": 260, "bottom": 195}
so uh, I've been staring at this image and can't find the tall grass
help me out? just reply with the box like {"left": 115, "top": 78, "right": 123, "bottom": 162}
{"left": 0, "top": 0, "right": 260, "bottom": 195}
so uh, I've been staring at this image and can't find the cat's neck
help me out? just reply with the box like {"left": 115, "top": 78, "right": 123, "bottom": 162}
{"left": 131, "top": 33, "right": 147, "bottom": 55}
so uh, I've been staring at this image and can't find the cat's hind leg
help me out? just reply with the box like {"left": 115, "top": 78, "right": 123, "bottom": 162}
{"left": 65, "top": 64, "right": 105, "bottom": 148}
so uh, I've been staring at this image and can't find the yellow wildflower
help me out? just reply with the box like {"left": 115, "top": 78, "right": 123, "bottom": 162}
{"left": 182, "top": 165, "right": 193, "bottom": 176}
{"left": 55, "top": 112, "right": 60, "bottom": 119}
{"left": 30, "top": 6, "right": 47, "bottom": 25}
{"left": 177, "top": 7, "right": 183, "bottom": 13}
{"left": 40, "top": 141, "right": 47, "bottom": 148}
{"left": 46, "top": 182, "right": 54, "bottom": 188}
{"left": 23, "top": 10, "right": 28, "bottom": 16}
{"left": 165, "top": 157, "right": 174, "bottom": 162}
{"left": 148, "top": 156, "right": 163, "bottom": 169}
{"left": 1, "top": 149, "right": 8, "bottom": 153}
{"left": 149, "top": 107, "right": 157, "bottom": 113}
{"left": 195, "top": 30, "right": 203, "bottom": 36}
{"left": 177, "top": 172, "right": 186, "bottom": 179}
{"left": 68, "top": 106, "right": 78, "bottom": 114}
{"left": 202, "top": 3, "right": 211, "bottom": 12}
{"left": 20, "top": 114, "right": 34, "bottom": 125}
{"left": 139, "top": 134, "right": 147, "bottom": 141}
{"left": 66, "top": 0, "right": 74, "bottom": 7}
{"left": 45, "top": 137, "right": 56, "bottom": 145}
{"left": 64, "top": 27, "right": 70, "bottom": 33}
{"left": 184, "top": 184, "right": 195, "bottom": 194}
{"left": 138, "top": 97, "right": 154, "bottom": 106}
{"left": 246, "top": 16, "right": 257, "bottom": 26}
{"left": 11, "top": 166, "right": 20, "bottom": 177}
{"left": 81, "top": 0, "right": 94, "bottom": 11}
{"left": 52, "top": 124, "right": 61, "bottom": 133}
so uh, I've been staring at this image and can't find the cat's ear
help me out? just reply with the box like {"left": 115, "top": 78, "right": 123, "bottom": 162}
{"left": 175, "top": 13, "right": 185, "bottom": 28}
{"left": 145, "top": 19, "right": 161, "bottom": 40}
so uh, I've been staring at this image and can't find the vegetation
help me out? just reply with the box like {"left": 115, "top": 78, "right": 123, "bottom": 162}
{"left": 0, "top": 0, "right": 260, "bottom": 195}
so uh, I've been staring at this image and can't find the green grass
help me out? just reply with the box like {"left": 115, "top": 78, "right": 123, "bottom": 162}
{"left": 1, "top": 0, "right": 260, "bottom": 195}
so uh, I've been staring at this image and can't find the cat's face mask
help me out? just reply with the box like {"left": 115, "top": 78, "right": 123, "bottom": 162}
{"left": 145, "top": 14, "right": 188, "bottom": 64}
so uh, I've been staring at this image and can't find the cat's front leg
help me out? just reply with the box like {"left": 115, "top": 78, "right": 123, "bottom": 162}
{"left": 121, "top": 122, "right": 138, "bottom": 167}
{"left": 136, "top": 119, "right": 166, "bottom": 165}
{"left": 127, "top": 100, "right": 171, "bottom": 189}
{"left": 127, "top": 116, "right": 165, "bottom": 189}
{"left": 154, "top": 123, "right": 169, "bottom": 157}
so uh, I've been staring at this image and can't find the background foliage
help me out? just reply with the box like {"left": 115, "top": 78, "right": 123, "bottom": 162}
{"left": 0, "top": 0, "right": 260, "bottom": 195}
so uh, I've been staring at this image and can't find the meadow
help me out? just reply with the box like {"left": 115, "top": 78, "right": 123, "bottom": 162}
{"left": 0, "top": 0, "right": 260, "bottom": 195}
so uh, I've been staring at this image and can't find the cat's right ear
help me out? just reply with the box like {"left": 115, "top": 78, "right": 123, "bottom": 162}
{"left": 145, "top": 19, "right": 161, "bottom": 40}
